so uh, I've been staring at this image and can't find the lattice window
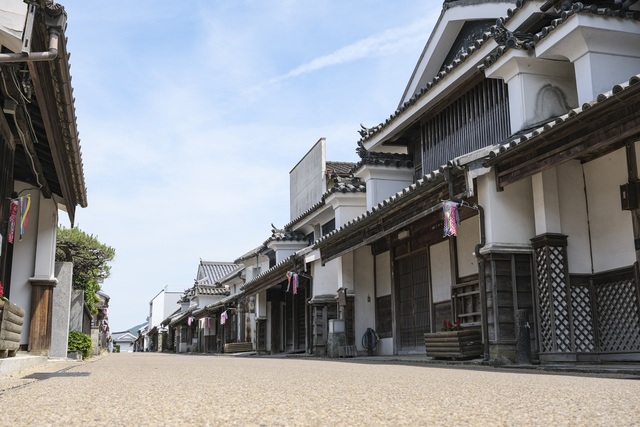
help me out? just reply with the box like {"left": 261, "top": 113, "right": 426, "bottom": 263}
{"left": 596, "top": 280, "right": 640, "bottom": 352}
{"left": 571, "top": 286, "right": 595, "bottom": 352}
{"left": 420, "top": 79, "right": 510, "bottom": 174}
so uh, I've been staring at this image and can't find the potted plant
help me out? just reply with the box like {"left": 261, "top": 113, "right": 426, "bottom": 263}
{"left": 424, "top": 319, "right": 483, "bottom": 360}
{"left": 0, "top": 282, "right": 25, "bottom": 358}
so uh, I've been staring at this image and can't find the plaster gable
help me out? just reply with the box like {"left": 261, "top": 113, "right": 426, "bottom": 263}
{"left": 401, "top": 1, "right": 515, "bottom": 105}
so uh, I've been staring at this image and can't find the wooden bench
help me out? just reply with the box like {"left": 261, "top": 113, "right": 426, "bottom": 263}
{"left": 224, "top": 342, "right": 253, "bottom": 353}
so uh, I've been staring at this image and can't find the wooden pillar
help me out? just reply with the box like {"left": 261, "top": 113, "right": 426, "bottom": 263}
{"left": 28, "top": 280, "right": 55, "bottom": 354}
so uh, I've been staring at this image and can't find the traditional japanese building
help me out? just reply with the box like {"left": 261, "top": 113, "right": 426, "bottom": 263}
{"left": 316, "top": 0, "right": 640, "bottom": 362}
{"left": 0, "top": 1, "right": 87, "bottom": 356}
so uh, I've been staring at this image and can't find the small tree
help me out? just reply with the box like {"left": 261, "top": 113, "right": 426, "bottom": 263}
{"left": 56, "top": 226, "right": 115, "bottom": 314}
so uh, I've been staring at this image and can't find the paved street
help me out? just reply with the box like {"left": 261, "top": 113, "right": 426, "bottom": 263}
{"left": 0, "top": 353, "right": 639, "bottom": 426}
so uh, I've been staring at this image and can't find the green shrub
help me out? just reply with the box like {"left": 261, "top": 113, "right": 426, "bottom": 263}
{"left": 68, "top": 331, "right": 92, "bottom": 359}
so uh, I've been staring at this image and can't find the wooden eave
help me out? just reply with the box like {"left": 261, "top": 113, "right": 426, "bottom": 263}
{"left": 241, "top": 255, "right": 302, "bottom": 295}
{"left": 487, "top": 79, "right": 640, "bottom": 188}
{"left": 26, "top": 13, "right": 87, "bottom": 223}
{"left": 316, "top": 170, "right": 467, "bottom": 262}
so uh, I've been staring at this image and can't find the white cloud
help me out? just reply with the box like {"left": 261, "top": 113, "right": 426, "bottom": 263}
{"left": 61, "top": 0, "right": 442, "bottom": 331}
{"left": 266, "top": 17, "right": 434, "bottom": 86}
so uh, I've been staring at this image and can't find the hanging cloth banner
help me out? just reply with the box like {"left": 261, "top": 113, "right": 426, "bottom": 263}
{"left": 7, "top": 199, "right": 19, "bottom": 244}
{"left": 220, "top": 310, "right": 228, "bottom": 325}
{"left": 293, "top": 273, "right": 298, "bottom": 295}
{"left": 19, "top": 195, "right": 31, "bottom": 240}
{"left": 286, "top": 271, "right": 292, "bottom": 292}
{"left": 286, "top": 271, "right": 299, "bottom": 294}
{"left": 443, "top": 201, "right": 460, "bottom": 237}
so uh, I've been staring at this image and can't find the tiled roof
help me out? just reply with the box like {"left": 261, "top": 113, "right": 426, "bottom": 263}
{"left": 326, "top": 161, "right": 356, "bottom": 177}
{"left": 479, "top": 0, "right": 640, "bottom": 71}
{"left": 357, "top": 29, "right": 494, "bottom": 143}
{"left": 315, "top": 168, "right": 446, "bottom": 248}
{"left": 357, "top": 0, "right": 640, "bottom": 146}
{"left": 194, "top": 285, "right": 230, "bottom": 296}
{"left": 202, "top": 291, "right": 244, "bottom": 313}
{"left": 486, "top": 73, "right": 640, "bottom": 160}
{"left": 215, "top": 265, "right": 245, "bottom": 286}
{"left": 265, "top": 225, "right": 307, "bottom": 244}
{"left": 180, "top": 284, "right": 230, "bottom": 302}
{"left": 352, "top": 145, "right": 414, "bottom": 173}
{"left": 241, "top": 253, "right": 301, "bottom": 294}
{"left": 197, "top": 261, "right": 239, "bottom": 283}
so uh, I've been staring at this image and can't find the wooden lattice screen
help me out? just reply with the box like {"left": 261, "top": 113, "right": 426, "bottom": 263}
{"left": 535, "top": 238, "right": 640, "bottom": 358}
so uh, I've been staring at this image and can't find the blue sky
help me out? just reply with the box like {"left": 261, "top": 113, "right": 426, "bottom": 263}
{"left": 59, "top": 1, "right": 441, "bottom": 332}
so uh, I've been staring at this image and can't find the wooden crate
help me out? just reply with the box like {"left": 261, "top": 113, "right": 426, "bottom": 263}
{"left": 0, "top": 300, "right": 25, "bottom": 358}
{"left": 424, "top": 329, "right": 483, "bottom": 360}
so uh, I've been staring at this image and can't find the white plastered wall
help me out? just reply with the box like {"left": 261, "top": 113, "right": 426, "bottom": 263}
{"left": 478, "top": 170, "right": 536, "bottom": 247}
{"left": 311, "top": 258, "right": 339, "bottom": 297}
{"left": 556, "top": 160, "right": 592, "bottom": 274}
{"left": 256, "top": 290, "right": 267, "bottom": 319}
{"left": 374, "top": 251, "right": 393, "bottom": 355}
{"left": 456, "top": 217, "right": 480, "bottom": 278}
{"left": 430, "top": 240, "right": 451, "bottom": 304}
{"left": 375, "top": 252, "right": 391, "bottom": 297}
{"left": 353, "top": 246, "right": 375, "bottom": 352}
{"left": 9, "top": 183, "right": 45, "bottom": 345}
{"left": 583, "top": 148, "right": 635, "bottom": 272}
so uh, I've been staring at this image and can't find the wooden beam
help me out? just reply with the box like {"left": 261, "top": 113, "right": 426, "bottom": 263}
{"left": 496, "top": 109, "right": 640, "bottom": 188}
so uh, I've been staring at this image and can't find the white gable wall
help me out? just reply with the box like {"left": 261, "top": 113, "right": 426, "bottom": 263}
{"left": 326, "top": 193, "right": 366, "bottom": 229}
{"left": 534, "top": 15, "right": 640, "bottom": 105}
{"left": 290, "top": 138, "right": 326, "bottom": 220}
{"left": 485, "top": 52, "right": 578, "bottom": 133}
{"left": 355, "top": 166, "right": 413, "bottom": 210}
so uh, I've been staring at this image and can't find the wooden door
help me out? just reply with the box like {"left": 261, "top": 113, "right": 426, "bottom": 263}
{"left": 395, "top": 250, "right": 430, "bottom": 352}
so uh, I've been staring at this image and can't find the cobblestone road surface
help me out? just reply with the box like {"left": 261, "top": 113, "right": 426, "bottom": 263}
{"left": 0, "top": 352, "right": 639, "bottom": 426}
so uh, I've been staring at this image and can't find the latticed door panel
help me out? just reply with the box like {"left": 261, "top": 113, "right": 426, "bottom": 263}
{"left": 596, "top": 280, "right": 640, "bottom": 352}
{"left": 535, "top": 244, "right": 571, "bottom": 353}
{"left": 571, "top": 286, "right": 595, "bottom": 352}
